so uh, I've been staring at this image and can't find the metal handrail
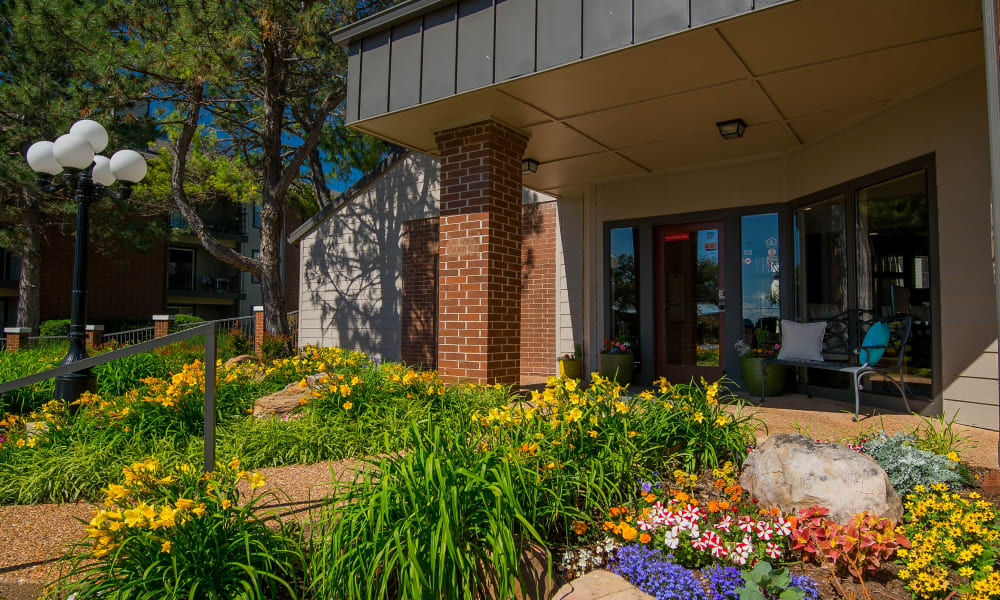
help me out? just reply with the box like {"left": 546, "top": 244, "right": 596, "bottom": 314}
{"left": 103, "top": 326, "right": 155, "bottom": 346}
{"left": 0, "top": 322, "right": 218, "bottom": 472}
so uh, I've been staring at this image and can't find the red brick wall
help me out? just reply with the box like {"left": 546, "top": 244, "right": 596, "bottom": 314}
{"left": 521, "top": 202, "right": 557, "bottom": 376}
{"left": 39, "top": 231, "right": 166, "bottom": 321}
{"left": 401, "top": 217, "right": 439, "bottom": 368}
{"left": 434, "top": 120, "right": 528, "bottom": 384}
{"left": 284, "top": 210, "right": 303, "bottom": 313}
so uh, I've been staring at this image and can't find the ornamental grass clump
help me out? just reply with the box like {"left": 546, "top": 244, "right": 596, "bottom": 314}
{"left": 896, "top": 484, "right": 1000, "bottom": 600}
{"left": 308, "top": 423, "right": 548, "bottom": 600}
{"left": 56, "top": 457, "right": 303, "bottom": 600}
{"left": 861, "top": 431, "right": 967, "bottom": 497}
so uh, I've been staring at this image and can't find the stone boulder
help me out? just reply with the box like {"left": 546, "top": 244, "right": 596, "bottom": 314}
{"left": 252, "top": 382, "right": 309, "bottom": 418}
{"left": 740, "top": 433, "right": 903, "bottom": 524}
{"left": 552, "top": 570, "right": 654, "bottom": 600}
{"left": 224, "top": 354, "right": 256, "bottom": 368}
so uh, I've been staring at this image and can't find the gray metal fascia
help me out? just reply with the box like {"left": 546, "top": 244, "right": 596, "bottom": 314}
{"left": 331, "top": 0, "right": 458, "bottom": 47}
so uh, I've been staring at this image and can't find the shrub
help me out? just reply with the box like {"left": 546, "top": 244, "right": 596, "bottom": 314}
{"left": 608, "top": 543, "right": 704, "bottom": 600}
{"left": 789, "top": 506, "right": 908, "bottom": 598}
{"left": 55, "top": 458, "right": 303, "bottom": 599}
{"left": 39, "top": 318, "right": 71, "bottom": 336}
{"left": 861, "top": 432, "right": 966, "bottom": 497}
{"left": 172, "top": 314, "right": 204, "bottom": 327}
{"left": 260, "top": 333, "right": 293, "bottom": 360}
{"left": 220, "top": 329, "right": 253, "bottom": 357}
{"left": 910, "top": 412, "right": 976, "bottom": 458}
{"left": 896, "top": 485, "right": 1000, "bottom": 600}
{"left": 738, "top": 561, "right": 819, "bottom": 600}
{"left": 309, "top": 424, "right": 548, "bottom": 600}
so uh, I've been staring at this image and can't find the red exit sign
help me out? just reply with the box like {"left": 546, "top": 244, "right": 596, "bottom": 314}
{"left": 664, "top": 232, "right": 690, "bottom": 242}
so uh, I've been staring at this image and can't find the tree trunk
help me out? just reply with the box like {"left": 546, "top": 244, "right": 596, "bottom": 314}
{"left": 15, "top": 195, "right": 42, "bottom": 331}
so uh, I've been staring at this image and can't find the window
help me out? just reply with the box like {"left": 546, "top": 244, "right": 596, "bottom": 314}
{"left": 251, "top": 249, "right": 260, "bottom": 284}
{"left": 609, "top": 227, "right": 640, "bottom": 367}
{"left": 793, "top": 167, "right": 933, "bottom": 398}
{"left": 741, "top": 213, "right": 781, "bottom": 343}
{"left": 253, "top": 205, "right": 261, "bottom": 228}
{"left": 167, "top": 248, "right": 196, "bottom": 291}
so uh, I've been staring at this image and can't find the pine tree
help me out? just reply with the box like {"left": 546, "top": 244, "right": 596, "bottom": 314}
{"left": 90, "top": 0, "right": 394, "bottom": 344}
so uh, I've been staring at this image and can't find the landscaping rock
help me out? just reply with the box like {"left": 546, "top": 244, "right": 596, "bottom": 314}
{"left": 252, "top": 382, "right": 309, "bottom": 418}
{"left": 552, "top": 570, "right": 654, "bottom": 600}
{"left": 740, "top": 432, "right": 903, "bottom": 524}
{"left": 24, "top": 421, "right": 48, "bottom": 439}
{"left": 224, "top": 354, "right": 256, "bottom": 368}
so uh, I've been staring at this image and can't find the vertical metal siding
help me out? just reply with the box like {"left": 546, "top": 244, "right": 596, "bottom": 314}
{"left": 389, "top": 21, "right": 423, "bottom": 111}
{"left": 537, "top": 0, "right": 583, "bottom": 70}
{"left": 582, "top": 0, "right": 633, "bottom": 58}
{"left": 634, "top": 0, "right": 689, "bottom": 42}
{"left": 692, "top": 0, "right": 753, "bottom": 26}
{"left": 360, "top": 31, "right": 392, "bottom": 119}
{"left": 421, "top": 5, "right": 459, "bottom": 102}
{"left": 346, "top": 42, "right": 362, "bottom": 123}
{"left": 456, "top": 0, "right": 495, "bottom": 92}
{"left": 495, "top": 0, "right": 537, "bottom": 81}
{"left": 345, "top": 0, "right": 772, "bottom": 123}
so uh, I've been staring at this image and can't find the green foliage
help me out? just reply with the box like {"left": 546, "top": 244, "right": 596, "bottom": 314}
{"left": 39, "top": 319, "right": 71, "bottom": 336}
{"left": 739, "top": 561, "right": 806, "bottom": 600}
{"left": 860, "top": 432, "right": 966, "bottom": 498}
{"left": 309, "top": 423, "right": 547, "bottom": 600}
{"left": 55, "top": 459, "right": 303, "bottom": 600}
{"left": 219, "top": 329, "right": 253, "bottom": 357}
{"left": 260, "top": 333, "right": 294, "bottom": 361}
{"left": 909, "top": 412, "right": 975, "bottom": 457}
{"left": 173, "top": 314, "right": 204, "bottom": 326}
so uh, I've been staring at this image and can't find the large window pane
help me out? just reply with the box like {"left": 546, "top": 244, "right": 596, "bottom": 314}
{"left": 857, "top": 170, "right": 931, "bottom": 397}
{"left": 741, "top": 213, "right": 781, "bottom": 344}
{"left": 609, "top": 227, "right": 640, "bottom": 364}
{"left": 167, "top": 248, "right": 195, "bottom": 291}
{"left": 795, "top": 196, "right": 848, "bottom": 321}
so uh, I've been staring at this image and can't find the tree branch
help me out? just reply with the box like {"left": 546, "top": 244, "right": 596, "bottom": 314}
{"left": 271, "top": 89, "right": 343, "bottom": 202}
{"left": 169, "top": 85, "right": 260, "bottom": 275}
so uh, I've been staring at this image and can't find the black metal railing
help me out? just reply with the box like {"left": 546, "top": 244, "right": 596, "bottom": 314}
{"left": 0, "top": 323, "right": 219, "bottom": 471}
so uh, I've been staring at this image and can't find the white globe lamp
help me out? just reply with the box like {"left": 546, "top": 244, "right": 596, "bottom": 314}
{"left": 69, "top": 119, "right": 109, "bottom": 153}
{"left": 52, "top": 133, "right": 95, "bottom": 170}
{"left": 26, "top": 141, "right": 63, "bottom": 175}
{"left": 91, "top": 156, "right": 116, "bottom": 186}
{"left": 109, "top": 150, "right": 147, "bottom": 183}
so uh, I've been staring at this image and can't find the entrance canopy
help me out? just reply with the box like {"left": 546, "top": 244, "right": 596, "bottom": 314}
{"left": 334, "top": 0, "right": 983, "bottom": 197}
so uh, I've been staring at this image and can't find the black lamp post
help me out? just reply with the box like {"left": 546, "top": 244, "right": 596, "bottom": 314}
{"left": 25, "top": 120, "right": 147, "bottom": 403}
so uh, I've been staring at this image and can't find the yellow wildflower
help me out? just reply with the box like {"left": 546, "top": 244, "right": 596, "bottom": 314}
{"left": 160, "top": 540, "right": 172, "bottom": 553}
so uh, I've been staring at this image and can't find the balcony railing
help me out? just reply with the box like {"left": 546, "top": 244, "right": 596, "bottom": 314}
{"left": 168, "top": 270, "right": 244, "bottom": 297}
{"left": 169, "top": 206, "right": 247, "bottom": 236}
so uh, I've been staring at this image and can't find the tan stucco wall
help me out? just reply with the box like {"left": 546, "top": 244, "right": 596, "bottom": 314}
{"left": 585, "top": 66, "right": 998, "bottom": 430}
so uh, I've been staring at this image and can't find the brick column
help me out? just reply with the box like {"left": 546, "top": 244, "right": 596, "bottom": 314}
{"left": 253, "top": 306, "right": 264, "bottom": 358}
{"left": 85, "top": 325, "right": 104, "bottom": 350}
{"left": 434, "top": 119, "right": 528, "bottom": 384}
{"left": 4, "top": 327, "right": 31, "bottom": 352}
{"left": 153, "top": 315, "right": 175, "bottom": 338}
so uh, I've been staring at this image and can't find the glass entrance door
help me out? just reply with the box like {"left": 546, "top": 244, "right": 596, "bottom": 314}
{"left": 654, "top": 222, "right": 725, "bottom": 382}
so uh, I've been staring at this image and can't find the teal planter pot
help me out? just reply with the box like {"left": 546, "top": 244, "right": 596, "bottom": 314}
{"left": 740, "top": 356, "right": 787, "bottom": 397}
{"left": 599, "top": 353, "right": 634, "bottom": 386}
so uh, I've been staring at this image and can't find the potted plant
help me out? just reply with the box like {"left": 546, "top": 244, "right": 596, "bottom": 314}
{"left": 558, "top": 343, "right": 583, "bottom": 379}
{"left": 599, "top": 336, "right": 634, "bottom": 386}
{"left": 736, "top": 329, "right": 786, "bottom": 397}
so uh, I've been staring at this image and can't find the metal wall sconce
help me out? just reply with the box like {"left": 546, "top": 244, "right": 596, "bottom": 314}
{"left": 521, "top": 158, "right": 539, "bottom": 174}
{"left": 716, "top": 118, "right": 747, "bottom": 140}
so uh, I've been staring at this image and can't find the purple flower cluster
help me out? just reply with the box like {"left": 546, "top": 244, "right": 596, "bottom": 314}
{"left": 610, "top": 544, "right": 704, "bottom": 600}
{"left": 703, "top": 564, "right": 819, "bottom": 600}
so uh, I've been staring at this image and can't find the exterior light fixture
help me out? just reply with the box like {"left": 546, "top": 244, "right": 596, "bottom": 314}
{"left": 522, "top": 158, "right": 539, "bottom": 174}
{"left": 716, "top": 118, "right": 747, "bottom": 140}
{"left": 25, "top": 119, "right": 147, "bottom": 404}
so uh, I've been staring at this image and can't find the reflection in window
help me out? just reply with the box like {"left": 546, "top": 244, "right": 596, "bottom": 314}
{"left": 741, "top": 213, "right": 780, "bottom": 344}
{"left": 857, "top": 170, "right": 931, "bottom": 396}
{"left": 795, "top": 196, "right": 847, "bottom": 321}
{"left": 609, "top": 227, "right": 639, "bottom": 367}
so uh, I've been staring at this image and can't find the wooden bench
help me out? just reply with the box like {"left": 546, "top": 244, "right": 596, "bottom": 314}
{"left": 761, "top": 310, "right": 913, "bottom": 421}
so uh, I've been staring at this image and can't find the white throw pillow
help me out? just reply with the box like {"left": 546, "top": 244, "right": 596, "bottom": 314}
{"left": 777, "top": 320, "right": 827, "bottom": 362}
